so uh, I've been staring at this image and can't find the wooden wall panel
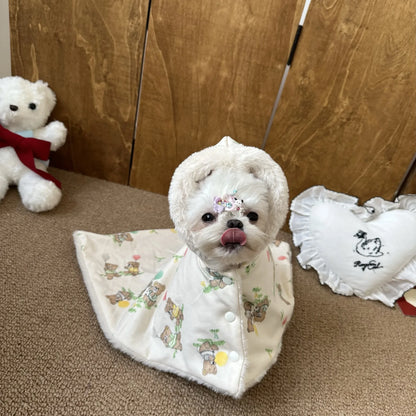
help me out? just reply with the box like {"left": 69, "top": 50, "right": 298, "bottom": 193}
{"left": 129, "top": 0, "right": 303, "bottom": 194}
{"left": 265, "top": 0, "right": 416, "bottom": 203}
{"left": 404, "top": 172, "right": 416, "bottom": 195}
{"left": 9, "top": 0, "right": 415, "bottom": 199}
{"left": 9, "top": 0, "right": 149, "bottom": 184}
{"left": 401, "top": 162, "right": 416, "bottom": 196}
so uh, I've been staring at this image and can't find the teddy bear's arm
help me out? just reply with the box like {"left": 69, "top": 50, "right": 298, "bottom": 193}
{"left": 34, "top": 121, "right": 67, "bottom": 151}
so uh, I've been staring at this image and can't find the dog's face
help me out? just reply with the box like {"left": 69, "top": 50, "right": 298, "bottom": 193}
{"left": 169, "top": 137, "right": 289, "bottom": 272}
{"left": 185, "top": 168, "right": 272, "bottom": 271}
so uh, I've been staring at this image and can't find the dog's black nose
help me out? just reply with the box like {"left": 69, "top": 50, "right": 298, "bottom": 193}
{"left": 227, "top": 219, "right": 243, "bottom": 229}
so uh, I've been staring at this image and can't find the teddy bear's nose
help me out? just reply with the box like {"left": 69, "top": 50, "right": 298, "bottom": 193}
{"left": 227, "top": 219, "right": 243, "bottom": 229}
{"left": 9, "top": 105, "right": 18, "bottom": 111}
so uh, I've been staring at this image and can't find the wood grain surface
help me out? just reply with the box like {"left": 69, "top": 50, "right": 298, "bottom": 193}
{"left": 9, "top": 0, "right": 149, "bottom": 184}
{"left": 265, "top": 0, "right": 416, "bottom": 203}
{"left": 129, "top": 0, "right": 303, "bottom": 194}
{"left": 9, "top": 0, "right": 415, "bottom": 199}
{"left": 401, "top": 162, "right": 416, "bottom": 196}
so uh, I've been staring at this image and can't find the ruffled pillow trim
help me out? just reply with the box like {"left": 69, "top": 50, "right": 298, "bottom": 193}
{"left": 290, "top": 186, "right": 416, "bottom": 307}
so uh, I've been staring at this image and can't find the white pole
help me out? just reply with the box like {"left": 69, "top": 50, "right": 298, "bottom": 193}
{"left": 261, "top": 0, "right": 312, "bottom": 149}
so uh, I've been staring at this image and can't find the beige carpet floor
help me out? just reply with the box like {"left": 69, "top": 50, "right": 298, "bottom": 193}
{"left": 1, "top": 168, "right": 415, "bottom": 415}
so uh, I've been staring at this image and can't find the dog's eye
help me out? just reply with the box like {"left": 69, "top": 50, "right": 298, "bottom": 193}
{"left": 247, "top": 212, "right": 259, "bottom": 222}
{"left": 28, "top": 103, "right": 37, "bottom": 110}
{"left": 201, "top": 213, "right": 215, "bottom": 222}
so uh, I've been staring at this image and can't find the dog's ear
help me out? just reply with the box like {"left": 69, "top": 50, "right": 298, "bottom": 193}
{"left": 243, "top": 157, "right": 289, "bottom": 237}
{"left": 195, "top": 169, "right": 213, "bottom": 184}
{"left": 248, "top": 167, "right": 258, "bottom": 179}
{"left": 168, "top": 156, "right": 214, "bottom": 242}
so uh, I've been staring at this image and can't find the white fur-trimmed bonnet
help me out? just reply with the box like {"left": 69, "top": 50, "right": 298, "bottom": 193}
{"left": 168, "top": 137, "right": 289, "bottom": 241}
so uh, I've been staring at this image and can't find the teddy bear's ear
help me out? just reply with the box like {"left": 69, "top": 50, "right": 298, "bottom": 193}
{"left": 0, "top": 77, "right": 9, "bottom": 97}
{"left": 34, "top": 80, "right": 56, "bottom": 110}
{"left": 35, "top": 79, "right": 49, "bottom": 88}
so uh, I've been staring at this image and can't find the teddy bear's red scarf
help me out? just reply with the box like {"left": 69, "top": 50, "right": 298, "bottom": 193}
{"left": 0, "top": 125, "right": 61, "bottom": 189}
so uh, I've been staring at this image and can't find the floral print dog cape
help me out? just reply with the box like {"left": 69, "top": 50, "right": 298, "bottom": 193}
{"left": 74, "top": 229, "right": 294, "bottom": 398}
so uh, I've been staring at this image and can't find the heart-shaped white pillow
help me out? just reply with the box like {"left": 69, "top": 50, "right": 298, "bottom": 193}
{"left": 290, "top": 186, "right": 416, "bottom": 306}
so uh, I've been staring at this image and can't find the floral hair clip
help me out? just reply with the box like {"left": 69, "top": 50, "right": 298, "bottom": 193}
{"left": 213, "top": 191, "right": 245, "bottom": 215}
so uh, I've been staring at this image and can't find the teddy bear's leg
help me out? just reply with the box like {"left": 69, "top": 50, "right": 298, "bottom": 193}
{"left": 0, "top": 176, "right": 9, "bottom": 201}
{"left": 18, "top": 171, "right": 62, "bottom": 212}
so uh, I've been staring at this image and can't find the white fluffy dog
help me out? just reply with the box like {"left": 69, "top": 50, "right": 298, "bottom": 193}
{"left": 169, "top": 136, "right": 289, "bottom": 271}
{"left": 75, "top": 137, "right": 294, "bottom": 398}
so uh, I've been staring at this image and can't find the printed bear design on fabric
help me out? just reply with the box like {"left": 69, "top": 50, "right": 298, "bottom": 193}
{"left": 160, "top": 326, "right": 183, "bottom": 351}
{"left": 102, "top": 260, "right": 142, "bottom": 279}
{"left": 202, "top": 268, "right": 234, "bottom": 293}
{"left": 193, "top": 330, "right": 226, "bottom": 376}
{"left": 244, "top": 299, "right": 269, "bottom": 332}
{"left": 243, "top": 289, "right": 270, "bottom": 333}
{"left": 106, "top": 289, "right": 132, "bottom": 305}
{"left": 165, "top": 298, "right": 184, "bottom": 326}
{"left": 124, "top": 261, "right": 140, "bottom": 276}
{"left": 160, "top": 297, "right": 184, "bottom": 358}
{"left": 141, "top": 281, "right": 166, "bottom": 308}
{"left": 112, "top": 232, "right": 134, "bottom": 245}
{"left": 199, "top": 266, "right": 234, "bottom": 294}
{"left": 104, "top": 263, "right": 120, "bottom": 280}
{"left": 199, "top": 341, "right": 219, "bottom": 375}
{"left": 206, "top": 269, "right": 230, "bottom": 289}
{"left": 123, "top": 281, "right": 166, "bottom": 312}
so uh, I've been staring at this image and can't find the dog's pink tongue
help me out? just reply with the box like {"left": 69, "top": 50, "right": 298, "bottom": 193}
{"left": 221, "top": 228, "right": 247, "bottom": 246}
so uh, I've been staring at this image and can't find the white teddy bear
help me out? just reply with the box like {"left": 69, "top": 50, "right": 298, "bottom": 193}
{"left": 0, "top": 76, "right": 67, "bottom": 212}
